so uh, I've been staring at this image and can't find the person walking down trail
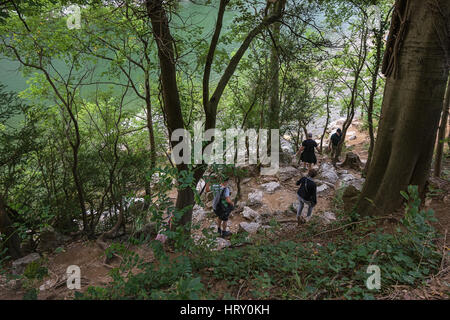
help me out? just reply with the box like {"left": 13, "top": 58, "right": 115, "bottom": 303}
{"left": 206, "top": 177, "right": 234, "bottom": 237}
{"left": 329, "top": 128, "right": 342, "bottom": 159}
{"left": 295, "top": 169, "right": 317, "bottom": 225}
{"left": 296, "top": 133, "right": 321, "bottom": 170}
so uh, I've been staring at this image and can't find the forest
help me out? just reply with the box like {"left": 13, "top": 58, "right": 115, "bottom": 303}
{"left": 0, "top": 0, "right": 449, "bottom": 301}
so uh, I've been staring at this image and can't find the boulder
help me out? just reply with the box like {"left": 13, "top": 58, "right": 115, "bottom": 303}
{"left": 242, "top": 206, "right": 259, "bottom": 221}
{"left": 319, "top": 162, "right": 339, "bottom": 184}
{"left": 277, "top": 166, "right": 300, "bottom": 182}
{"left": 340, "top": 178, "right": 365, "bottom": 191}
{"left": 12, "top": 253, "right": 41, "bottom": 275}
{"left": 349, "top": 135, "right": 357, "bottom": 141}
{"left": 261, "top": 181, "right": 281, "bottom": 194}
{"left": 239, "top": 222, "right": 261, "bottom": 234}
{"left": 247, "top": 190, "right": 263, "bottom": 206}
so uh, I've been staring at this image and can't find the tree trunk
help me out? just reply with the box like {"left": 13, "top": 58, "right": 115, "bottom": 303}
{"left": 320, "top": 87, "right": 332, "bottom": 152}
{"left": 356, "top": 0, "right": 450, "bottom": 216}
{"left": 0, "top": 197, "right": 22, "bottom": 259}
{"left": 363, "top": 27, "right": 385, "bottom": 177}
{"left": 268, "top": 1, "right": 282, "bottom": 152}
{"left": 434, "top": 75, "right": 450, "bottom": 177}
{"left": 146, "top": 0, "right": 285, "bottom": 232}
{"left": 144, "top": 67, "right": 157, "bottom": 208}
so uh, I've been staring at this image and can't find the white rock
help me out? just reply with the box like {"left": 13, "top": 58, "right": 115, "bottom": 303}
{"left": 242, "top": 178, "right": 252, "bottom": 184}
{"left": 340, "top": 178, "right": 365, "bottom": 191}
{"left": 317, "top": 184, "right": 329, "bottom": 193}
{"left": 242, "top": 206, "right": 259, "bottom": 221}
{"left": 319, "top": 163, "right": 339, "bottom": 184}
{"left": 340, "top": 173, "right": 355, "bottom": 182}
{"left": 247, "top": 190, "right": 263, "bottom": 206}
{"left": 239, "top": 222, "right": 261, "bottom": 234}
{"left": 261, "top": 182, "right": 281, "bottom": 194}
{"left": 215, "top": 238, "right": 231, "bottom": 250}
{"left": 349, "top": 135, "right": 357, "bottom": 141}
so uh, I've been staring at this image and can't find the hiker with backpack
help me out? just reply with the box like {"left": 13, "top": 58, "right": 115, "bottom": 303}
{"left": 295, "top": 169, "right": 318, "bottom": 225}
{"left": 205, "top": 176, "right": 234, "bottom": 237}
{"left": 329, "top": 128, "right": 342, "bottom": 158}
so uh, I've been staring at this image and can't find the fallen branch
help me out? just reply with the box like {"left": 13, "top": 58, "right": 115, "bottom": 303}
{"left": 311, "top": 215, "right": 400, "bottom": 238}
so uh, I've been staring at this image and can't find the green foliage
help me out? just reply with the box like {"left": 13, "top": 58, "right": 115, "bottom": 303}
{"left": 23, "top": 259, "right": 48, "bottom": 280}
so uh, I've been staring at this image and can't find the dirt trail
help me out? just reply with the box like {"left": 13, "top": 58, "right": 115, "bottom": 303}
{"left": 1, "top": 121, "right": 448, "bottom": 300}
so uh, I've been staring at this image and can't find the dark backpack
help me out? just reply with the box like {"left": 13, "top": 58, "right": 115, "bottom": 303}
{"left": 214, "top": 187, "right": 228, "bottom": 215}
{"left": 298, "top": 178, "right": 312, "bottom": 201}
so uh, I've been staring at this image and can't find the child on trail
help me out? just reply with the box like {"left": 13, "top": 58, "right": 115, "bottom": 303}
{"left": 295, "top": 169, "right": 318, "bottom": 225}
{"left": 329, "top": 128, "right": 342, "bottom": 158}
{"left": 296, "top": 133, "right": 321, "bottom": 170}
{"left": 206, "top": 176, "right": 234, "bottom": 237}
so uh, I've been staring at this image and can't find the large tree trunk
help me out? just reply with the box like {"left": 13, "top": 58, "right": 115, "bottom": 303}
{"left": 0, "top": 197, "right": 22, "bottom": 259}
{"left": 146, "top": 0, "right": 193, "bottom": 230}
{"left": 434, "top": 75, "right": 450, "bottom": 177}
{"left": 356, "top": 0, "right": 450, "bottom": 216}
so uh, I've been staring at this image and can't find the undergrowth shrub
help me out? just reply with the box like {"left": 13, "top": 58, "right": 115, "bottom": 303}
{"left": 77, "top": 185, "right": 442, "bottom": 300}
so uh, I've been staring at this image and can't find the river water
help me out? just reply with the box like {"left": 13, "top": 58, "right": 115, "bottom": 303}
{"left": 0, "top": 2, "right": 357, "bottom": 137}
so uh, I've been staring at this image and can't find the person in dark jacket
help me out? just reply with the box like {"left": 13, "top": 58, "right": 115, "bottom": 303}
{"left": 295, "top": 169, "right": 317, "bottom": 224}
{"left": 329, "top": 128, "right": 342, "bottom": 158}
